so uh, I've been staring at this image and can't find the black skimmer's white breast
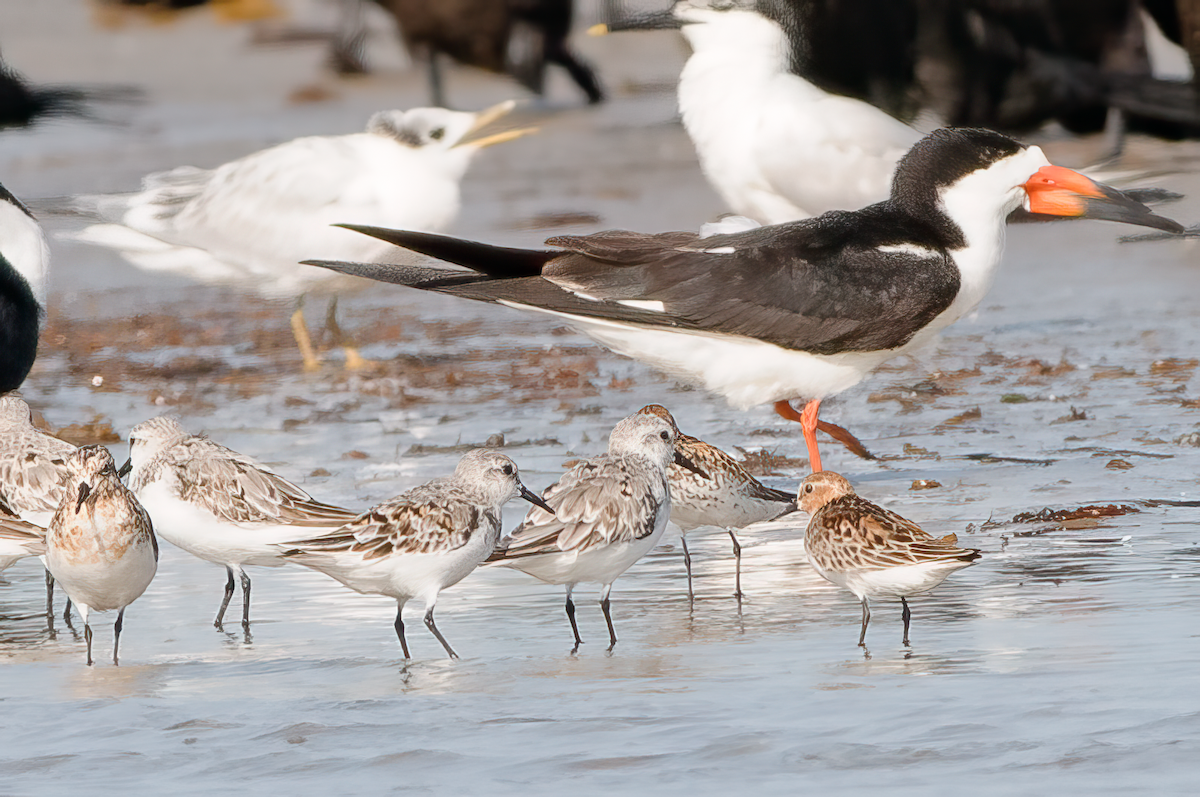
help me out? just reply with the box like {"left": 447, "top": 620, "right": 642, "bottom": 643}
{"left": 0, "top": 183, "right": 45, "bottom": 393}
{"left": 305, "top": 128, "right": 1183, "bottom": 472}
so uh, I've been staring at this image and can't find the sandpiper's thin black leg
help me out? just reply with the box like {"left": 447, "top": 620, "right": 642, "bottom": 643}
{"left": 600, "top": 585, "right": 617, "bottom": 652}
{"left": 215, "top": 566, "right": 236, "bottom": 628}
{"left": 84, "top": 622, "right": 94, "bottom": 666}
{"left": 681, "top": 536, "right": 694, "bottom": 602}
{"left": 239, "top": 569, "right": 252, "bottom": 630}
{"left": 45, "top": 570, "right": 55, "bottom": 620}
{"left": 113, "top": 608, "right": 125, "bottom": 666}
{"left": 728, "top": 529, "right": 744, "bottom": 599}
{"left": 394, "top": 604, "right": 411, "bottom": 659}
{"left": 566, "top": 589, "right": 583, "bottom": 654}
{"left": 424, "top": 606, "right": 458, "bottom": 660}
{"left": 858, "top": 597, "right": 871, "bottom": 647}
{"left": 63, "top": 600, "right": 76, "bottom": 631}
{"left": 901, "top": 597, "right": 912, "bottom": 647}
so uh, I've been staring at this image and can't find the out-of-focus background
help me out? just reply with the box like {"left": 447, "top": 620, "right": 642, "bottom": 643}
{"left": 3, "top": 1, "right": 1200, "bottom": 794}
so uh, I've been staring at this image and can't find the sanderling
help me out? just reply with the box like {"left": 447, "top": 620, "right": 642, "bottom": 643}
{"left": 637, "top": 404, "right": 795, "bottom": 599}
{"left": 45, "top": 446, "right": 158, "bottom": 666}
{"left": 489, "top": 412, "right": 701, "bottom": 653}
{"left": 799, "top": 471, "right": 980, "bottom": 648}
{"left": 0, "top": 510, "right": 45, "bottom": 571}
{"left": 283, "top": 448, "right": 551, "bottom": 659}
{"left": 0, "top": 396, "right": 79, "bottom": 616}
{"left": 69, "top": 102, "right": 534, "bottom": 370}
{"left": 123, "top": 415, "right": 359, "bottom": 632}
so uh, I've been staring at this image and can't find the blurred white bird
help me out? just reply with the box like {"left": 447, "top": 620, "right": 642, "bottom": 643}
{"left": 601, "top": 0, "right": 918, "bottom": 223}
{"left": 69, "top": 102, "right": 534, "bottom": 369}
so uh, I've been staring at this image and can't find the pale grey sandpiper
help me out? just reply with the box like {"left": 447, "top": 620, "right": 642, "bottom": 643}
{"left": 45, "top": 446, "right": 158, "bottom": 666}
{"left": 282, "top": 449, "right": 552, "bottom": 659}
{"left": 637, "top": 403, "right": 795, "bottom": 599}
{"left": 799, "top": 471, "right": 980, "bottom": 648}
{"left": 488, "top": 412, "right": 703, "bottom": 653}
{"left": 121, "top": 415, "right": 360, "bottom": 633}
{"left": 0, "top": 395, "right": 79, "bottom": 618}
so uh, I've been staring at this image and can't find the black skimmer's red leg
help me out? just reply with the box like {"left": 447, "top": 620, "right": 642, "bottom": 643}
{"left": 775, "top": 400, "right": 823, "bottom": 473}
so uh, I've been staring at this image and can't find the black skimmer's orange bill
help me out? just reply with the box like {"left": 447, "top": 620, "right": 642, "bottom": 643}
{"left": 0, "top": 183, "right": 45, "bottom": 394}
{"left": 304, "top": 128, "right": 1183, "bottom": 473}
{"left": 798, "top": 471, "right": 980, "bottom": 648}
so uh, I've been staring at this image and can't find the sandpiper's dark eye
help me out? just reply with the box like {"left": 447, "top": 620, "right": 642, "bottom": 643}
{"left": 502, "top": 463, "right": 514, "bottom": 476}
{"left": 430, "top": 127, "right": 445, "bottom": 140}
{"left": 660, "top": 431, "right": 670, "bottom": 441}
{"left": 804, "top": 483, "right": 814, "bottom": 493}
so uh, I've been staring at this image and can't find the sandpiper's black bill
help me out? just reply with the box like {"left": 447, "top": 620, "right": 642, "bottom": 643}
{"left": 674, "top": 450, "right": 708, "bottom": 479}
{"left": 592, "top": 10, "right": 680, "bottom": 33}
{"left": 75, "top": 482, "right": 90, "bottom": 513}
{"left": 519, "top": 485, "right": 556, "bottom": 515}
{"left": 117, "top": 458, "right": 132, "bottom": 479}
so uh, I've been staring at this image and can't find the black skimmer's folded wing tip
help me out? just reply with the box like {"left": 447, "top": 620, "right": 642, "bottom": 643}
{"left": 334, "top": 224, "right": 556, "bottom": 278}
{"left": 300, "top": 259, "right": 494, "bottom": 289}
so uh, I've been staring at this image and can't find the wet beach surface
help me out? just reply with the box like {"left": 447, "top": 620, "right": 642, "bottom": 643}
{"left": 4, "top": 1, "right": 1200, "bottom": 793}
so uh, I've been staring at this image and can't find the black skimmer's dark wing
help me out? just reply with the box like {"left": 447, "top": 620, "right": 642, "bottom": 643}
{"left": 312, "top": 212, "right": 963, "bottom": 357}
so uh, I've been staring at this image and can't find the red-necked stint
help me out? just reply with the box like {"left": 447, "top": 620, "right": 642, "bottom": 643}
{"left": 637, "top": 404, "right": 794, "bottom": 599}
{"left": 488, "top": 412, "right": 702, "bottom": 653}
{"left": 45, "top": 446, "right": 158, "bottom": 666}
{"left": 121, "top": 416, "right": 359, "bottom": 632}
{"left": 799, "top": 471, "right": 980, "bottom": 648}
{"left": 282, "top": 449, "right": 552, "bottom": 660}
{"left": 68, "top": 103, "right": 534, "bottom": 370}
{"left": 305, "top": 128, "right": 1181, "bottom": 472}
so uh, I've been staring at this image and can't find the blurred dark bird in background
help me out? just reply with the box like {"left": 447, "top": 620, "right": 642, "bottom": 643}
{"left": 335, "top": 0, "right": 604, "bottom": 106}
{"left": 0, "top": 52, "right": 140, "bottom": 129}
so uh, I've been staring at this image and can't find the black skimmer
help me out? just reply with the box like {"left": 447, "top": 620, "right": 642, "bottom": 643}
{"left": 304, "top": 128, "right": 1183, "bottom": 472}
{"left": 69, "top": 103, "right": 534, "bottom": 370}
{"left": 0, "top": 183, "right": 45, "bottom": 394}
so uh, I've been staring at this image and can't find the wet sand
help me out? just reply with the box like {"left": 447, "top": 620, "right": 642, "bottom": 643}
{"left": 4, "top": 1, "right": 1200, "bottom": 794}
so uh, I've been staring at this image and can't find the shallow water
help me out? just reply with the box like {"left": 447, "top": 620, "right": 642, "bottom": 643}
{"left": 4, "top": 1, "right": 1200, "bottom": 793}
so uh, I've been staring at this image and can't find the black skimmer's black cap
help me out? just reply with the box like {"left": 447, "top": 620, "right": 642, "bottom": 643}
{"left": 891, "top": 128, "right": 1024, "bottom": 199}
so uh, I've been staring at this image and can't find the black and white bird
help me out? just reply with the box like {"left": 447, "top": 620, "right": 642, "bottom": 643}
{"left": 0, "top": 183, "right": 46, "bottom": 393}
{"left": 599, "top": 0, "right": 918, "bottom": 223}
{"left": 305, "top": 128, "right": 1182, "bottom": 472}
{"left": 487, "top": 412, "right": 702, "bottom": 653}
{"left": 283, "top": 448, "right": 552, "bottom": 660}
